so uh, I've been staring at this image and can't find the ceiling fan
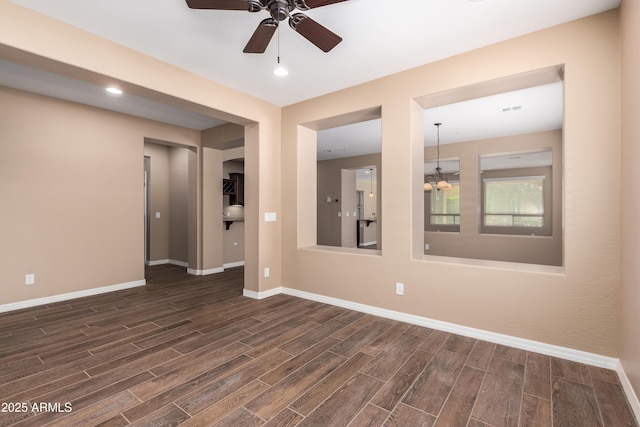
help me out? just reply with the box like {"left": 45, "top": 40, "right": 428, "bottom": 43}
{"left": 185, "top": 0, "right": 348, "bottom": 53}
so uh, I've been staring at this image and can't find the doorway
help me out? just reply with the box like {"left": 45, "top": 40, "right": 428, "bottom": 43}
{"left": 143, "top": 140, "right": 196, "bottom": 273}
{"left": 144, "top": 156, "right": 150, "bottom": 265}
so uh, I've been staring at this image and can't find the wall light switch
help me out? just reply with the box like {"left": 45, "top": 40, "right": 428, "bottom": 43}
{"left": 25, "top": 274, "right": 35, "bottom": 285}
{"left": 425, "top": 244, "right": 430, "bottom": 251}
{"left": 155, "top": 212, "right": 161, "bottom": 219}
{"left": 338, "top": 212, "right": 342, "bottom": 217}
{"left": 264, "top": 212, "right": 277, "bottom": 222}
{"left": 264, "top": 267, "right": 270, "bottom": 278}
{"left": 395, "top": 282, "right": 404, "bottom": 296}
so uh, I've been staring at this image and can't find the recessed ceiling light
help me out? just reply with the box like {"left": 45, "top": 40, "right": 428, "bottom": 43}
{"left": 106, "top": 87, "right": 123, "bottom": 95}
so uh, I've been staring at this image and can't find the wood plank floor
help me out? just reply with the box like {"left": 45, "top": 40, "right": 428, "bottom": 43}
{"left": 0, "top": 264, "right": 636, "bottom": 427}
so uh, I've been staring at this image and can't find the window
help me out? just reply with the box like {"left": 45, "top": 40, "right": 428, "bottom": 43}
{"left": 480, "top": 165, "right": 552, "bottom": 236}
{"left": 483, "top": 176, "right": 544, "bottom": 227}
{"left": 427, "top": 181, "right": 460, "bottom": 230}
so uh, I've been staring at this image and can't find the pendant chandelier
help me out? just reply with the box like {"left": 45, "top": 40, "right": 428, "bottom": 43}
{"left": 424, "top": 123, "right": 451, "bottom": 192}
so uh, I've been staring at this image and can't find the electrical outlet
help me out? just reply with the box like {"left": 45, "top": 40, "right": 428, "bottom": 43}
{"left": 425, "top": 244, "right": 430, "bottom": 251}
{"left": 25, "top": 274, "right": 35, "bottom": 285}
{"left": 395, "top": 282, "right": 404, "bottom": 296}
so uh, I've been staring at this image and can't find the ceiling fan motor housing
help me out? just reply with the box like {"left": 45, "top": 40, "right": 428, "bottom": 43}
{"left": 266, "top": 0, "right": 294, "bottom": 21}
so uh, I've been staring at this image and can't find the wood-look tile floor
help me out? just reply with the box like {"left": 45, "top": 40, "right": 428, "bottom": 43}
{"left": 0, "top": 264, "right": 637, "bottom": 427}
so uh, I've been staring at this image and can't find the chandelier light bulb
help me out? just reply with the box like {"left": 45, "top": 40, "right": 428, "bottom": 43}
{"left": 437, "top": 180, "right": 452, "bottom": 191}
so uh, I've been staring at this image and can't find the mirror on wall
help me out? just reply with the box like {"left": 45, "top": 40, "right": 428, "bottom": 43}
{"left": 422, "top": 79, "right": 563, "bottom": 266}
{"left": 317, "top": 118, "right": 381, "bottom": 249}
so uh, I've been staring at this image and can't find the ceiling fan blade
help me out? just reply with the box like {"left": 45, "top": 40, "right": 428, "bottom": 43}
{"left": 290, "top": 13, "right": 342, "bottom": 52}
{"left": 243, "top": 18, "right": 278, "bottom": 53}
{"left": 298, "top": 0, "right": 349, "bottom": 9}
{"left": 185, "top": 0, "right": 251, "bottom": 10}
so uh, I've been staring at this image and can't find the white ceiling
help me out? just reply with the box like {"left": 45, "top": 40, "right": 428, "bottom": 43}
{"left": 318, "top": 81, "right": 563, "bottom": 161}
{"left": 0, "top": 59, "right": 228, "bottom": 130}
{"left": 7, "top": 0, "right": 619, "bottom": 108}
{"left": 0, "top": 0, "right": 612, "bottom": 159}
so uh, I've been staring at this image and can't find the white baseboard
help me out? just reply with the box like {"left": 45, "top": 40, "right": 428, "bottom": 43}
{"left": 146, "top": 259, "right": 189, "bottom": 268}
{"left": 147, "top": 259, "right": 169, "bottom": 266}
{"left": 170, "top": 260, "right": 189, "bottom": 268}
{"left": 617, "top": 360, "right": 640, "bottom": 423}
{"left": 0, "top": 279, "right": 146, "bottom": 313}
{"left": 188, "top": 262, "right": 244, "bottom": 275}
{"left": 269, "top": 285, "right": 640, "bottom": 413}
{"left": 223, "top": 261, "right": 245, "bottom": 269}
{"left": 248, "top": 286, "right": 619, "bottom": 370}
{"left": 148, "top": 259, "right": 233, "bottom": 275}
{"left": 187, "top": 267, "right": 225, "bottom": 276}
{"left": 243, "top": 287, "right": 283, "bottom": 300}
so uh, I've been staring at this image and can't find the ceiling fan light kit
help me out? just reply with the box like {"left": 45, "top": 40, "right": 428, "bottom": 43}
{"left": 186, "top": 0, "right": 346, "bottom": 54}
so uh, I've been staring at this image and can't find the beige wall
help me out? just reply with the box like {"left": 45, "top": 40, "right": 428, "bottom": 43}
{"left": 223, "top": 160, "right": 245, "bottom": 265}
{"left": 169, "top": 146, "right": 190, "bottom": 264}
{"left": 0, "top": 1, "right": 282, "bottom": 298}
{"left": 0, "top": 1, "right": 634, "bottom": 382}
{"left": 317, "top": 154, "right": 381, "bottom": 247}
{"left": 620, "top": 0, "right": 640, "bottom": 400}
{"left": 143, "top": 143, "right": 194, "bottom": 266}
{"left": 283, "top": 11, "right": 621, "bottom": 356}
{"left": 424, "top": 130, "right": 562, "bottom": 266}
{"left": 0, "top": 87, "right": 200, "bottom": 305}
{"left": 144, "top": 143, "right": 170, "bottom": 262}
{"left": 202, "top": 148, "right": 247, "bottom": 272}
